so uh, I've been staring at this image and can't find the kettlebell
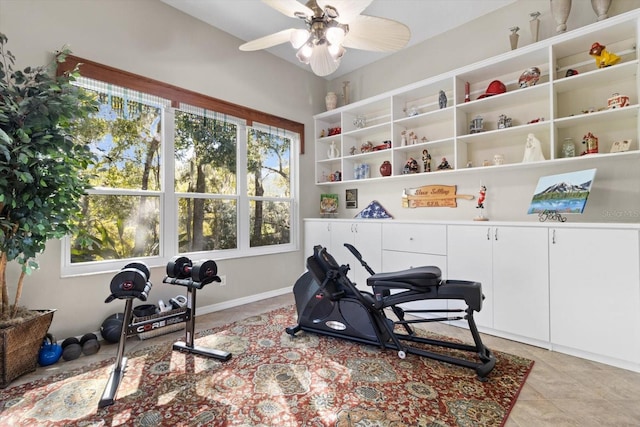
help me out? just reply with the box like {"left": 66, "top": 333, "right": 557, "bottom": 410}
{"left": 38, "top": 333, "right": 63, "bottom": 366}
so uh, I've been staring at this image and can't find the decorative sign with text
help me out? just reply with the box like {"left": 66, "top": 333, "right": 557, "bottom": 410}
{"left": 402, "top": 185, "right": 474, "bottom": 208}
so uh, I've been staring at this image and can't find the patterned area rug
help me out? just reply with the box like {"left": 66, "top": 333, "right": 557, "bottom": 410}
{"left": 0, "top": 306, "right": 533, "bottom": 426}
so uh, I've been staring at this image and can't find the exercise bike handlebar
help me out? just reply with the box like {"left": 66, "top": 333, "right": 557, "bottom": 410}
{"left": 343, "top": 243, "right": 376, "bottom": 276}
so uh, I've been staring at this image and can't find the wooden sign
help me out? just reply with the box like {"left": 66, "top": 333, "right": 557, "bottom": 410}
{"left": 402, "top": 185, "right": 474, "bottom": 208}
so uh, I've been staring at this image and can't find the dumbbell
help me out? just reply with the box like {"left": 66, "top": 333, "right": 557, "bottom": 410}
{"left": 108, "top": 262, "right": 152, "bottom": 301}
{"left": 166, "top": 256, "right": 218, "bottom": 282}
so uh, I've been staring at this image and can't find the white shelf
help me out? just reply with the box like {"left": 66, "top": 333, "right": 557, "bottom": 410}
{"left": 313, "top": 10, "right": 640, "bottom": 184}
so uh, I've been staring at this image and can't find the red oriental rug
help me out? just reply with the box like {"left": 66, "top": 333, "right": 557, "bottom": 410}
{"left": 0, "top": 306, "right": 533, "bottom": 426}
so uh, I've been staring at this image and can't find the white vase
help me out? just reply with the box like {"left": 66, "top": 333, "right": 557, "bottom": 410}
{"left": 327, "top": 141, "right": 339, "bottom": 159}
{"left": 325, "top": 92, "right": 337, "bottom": 111}
{"left": 550, "top": 0, "right": 572, "bottom": 33}
{"left": 591, "top": 0, "right": 612, "bottom": 21}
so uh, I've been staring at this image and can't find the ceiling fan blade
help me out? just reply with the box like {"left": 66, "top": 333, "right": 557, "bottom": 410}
{"left": 262, "top": 0, "right": 313, "bottom": 18}
{"left": 316, "top": 0, "right": 373, "bottom": 23}
{"left": 239, "top": 28, "right": 297, "bottom": 51}
{"left": 342, "top": 15, "right": 411, "bottom": 52}
{"left": 310, "top": 44, "right": 341, "bottom": 76}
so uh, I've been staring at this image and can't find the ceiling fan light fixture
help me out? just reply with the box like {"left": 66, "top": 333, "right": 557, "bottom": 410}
{"left": 290, "top": 29, "right": 311, "bottom": 49}
{"left": 296, "top": 43, "right": 313, "bottom": 64}
{"left": 323, "top": 5, "right": 339, "bottom": 19}
{"left": 328, "top": 43, "right": 345, "bottom": 61}
{"left": 325, "top": 26, "right": 346, "bottom": 45}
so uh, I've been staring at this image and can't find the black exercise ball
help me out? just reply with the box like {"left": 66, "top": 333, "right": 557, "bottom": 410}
{"left": 101, "top": 313, "right": 124, "bottom": 343}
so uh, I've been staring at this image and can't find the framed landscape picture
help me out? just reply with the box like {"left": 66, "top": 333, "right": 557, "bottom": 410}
{"left": 528, "top": 168, "right": 597, "bottom": 214}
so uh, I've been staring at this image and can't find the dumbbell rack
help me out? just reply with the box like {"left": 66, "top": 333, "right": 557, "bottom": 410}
{"left": 99, "top": 258, "right": 231, "bottom": 408}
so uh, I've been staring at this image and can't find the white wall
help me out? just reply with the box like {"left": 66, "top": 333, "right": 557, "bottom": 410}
{"left": 320, "top": 0, "right": 640, "bottom": 223}
{"left": 0, "top": 0, "right": 326, "bottom": 338}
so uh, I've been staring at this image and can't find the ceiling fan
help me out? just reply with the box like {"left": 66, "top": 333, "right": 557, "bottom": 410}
{"left": 239, "top": 0, "right": 411, "bottom": 77}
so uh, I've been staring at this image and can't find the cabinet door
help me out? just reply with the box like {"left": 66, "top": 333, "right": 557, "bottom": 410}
{"left": 330, "top": 222, "right": 382, "bottom": 289}
{"left": 383, "top": 249, "right": 447, "bottom": 316}
{"left": 492, "top": 227, "right": 549, "bottom": 341}
{"left": 304, "top": 221, "right": 331, "bottom": 262}
{"left": 447, "top": 225, "right": 493, "bottom": 329}
{"left": 549, "top": 228, "right": 640, "bottom": 363}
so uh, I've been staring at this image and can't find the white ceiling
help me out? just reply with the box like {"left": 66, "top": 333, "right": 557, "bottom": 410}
{"left": 160, "top": 0, "right": 518, "bottom": 79}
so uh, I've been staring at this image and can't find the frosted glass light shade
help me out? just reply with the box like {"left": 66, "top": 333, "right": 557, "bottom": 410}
{"left": 290, "top": 29, "right": 310, "bottom": 49}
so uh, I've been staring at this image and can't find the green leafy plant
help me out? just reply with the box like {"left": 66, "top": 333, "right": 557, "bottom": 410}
{"left": 0, "top": 33, "right": 98, "bottom": 321}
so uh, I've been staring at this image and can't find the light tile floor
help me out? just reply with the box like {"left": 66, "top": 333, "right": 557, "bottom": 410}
{"left": 7, "top": 294, "right": 640, "bottom": 426}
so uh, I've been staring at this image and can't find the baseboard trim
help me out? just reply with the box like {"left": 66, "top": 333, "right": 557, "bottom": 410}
{"left": 196, "top": 286, "right": 293, "bottom": 316}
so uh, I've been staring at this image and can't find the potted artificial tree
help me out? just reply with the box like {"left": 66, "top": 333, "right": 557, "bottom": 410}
{"left": 0, "top": 33, "right": 97, "bottom": 387}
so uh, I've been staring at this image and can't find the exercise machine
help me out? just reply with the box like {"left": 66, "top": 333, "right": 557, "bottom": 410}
{"left": 286, "top": 244, "right": 496, "bottom": 380}
{"left": 99, "top": 256, "right": 231, "bottom": 408}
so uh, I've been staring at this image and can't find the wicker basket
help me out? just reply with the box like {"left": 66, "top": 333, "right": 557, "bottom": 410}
{"left": 0, "top": 310, "right": 54, "bottom": 388}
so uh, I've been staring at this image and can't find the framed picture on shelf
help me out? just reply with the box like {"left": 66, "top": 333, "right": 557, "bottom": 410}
{"left": 320, "top": 193, "right": 339, "bottom": 217}
{"left": 346, "top": 189, "right": 358, "bottom": 208}
{"left": 610, "top": 139, "right": 631, "bottom": 153}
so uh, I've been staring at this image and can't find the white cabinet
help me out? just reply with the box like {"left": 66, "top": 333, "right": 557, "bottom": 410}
{"left": 447, "top": 225, "right": 549, "bottom": 342}
{"left": 313, "top": 10, "right": 640, "bottom": 184}
{"left": 382, "top": 223, "right": 448, "bottom": 317}
{"left": 303, "top": 220, "right": 331, "bottom": 261}
{"left": 492, "top": 226, "right": 549, "bottom": 343}
{"left": 447, "top": 225, "right": 493, "bottom": 329}
{"left": 329, "top": 221, "right": 382, "bottom": 289}
{"left": 549, "top": 227, "right": 640, "bottom": 364}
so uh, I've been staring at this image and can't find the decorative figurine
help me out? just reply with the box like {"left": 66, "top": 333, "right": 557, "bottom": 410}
{"left": 422, "top": 149, "right": 431, "bottom": 172}
{"left": 439, "top": 90, "right": 447, "bottom": 109}
{"left": 522, "top": 133, "right": 546, "bottom": 162}
{"left": 327, "top": 141, "right": 339, "bottom": 159}
{"left": 466, "top": 160, "right": 473, "bottom": 168}
{"left": 565, "top": 68, "right": 579, "bottom": 77}
{"left": 408, "top": 158, "right": 419, "bottom": 173}
{"left": 401, "top": 130, "right": 408, "bottom": 146}
{"left": 437, "top": 157, "right": 452, "bottom": 170}
{"left": 360, "top": 141, "right": 373, "bottom": 153}
{"left": 518, "top": 67, "right": 541, "bottom": 88}
{"left": 530, "top": 11, "right": 541, "bottom": 43}
{"left": 342, "top": 81, "right": 350, "bottom": 105}
{"left": 320, "top": 129, "right": 326, "bottom": 138}
{"left": 509, "top": 26, "right": 519, "bottom": 50}
{"left": 581, "top": 132, "right": 598, "bottom": 155}
{"left": 497, "top": 114, "right": 512, "bottom": 129}
{"left": 607, "top": 93, "right": 630, "bottom": 109}
{"left": 474, "top": 185, "right": 488, "bottom": 221}
{"left": 561, "top": 137, "right": 576, "bottom": 158}
{"left": 353, "top": 115, "right": 366, "bottom": 128}
{"left": 464, "top": 82, "right": 471, "bottom": 103}
{"left": 349, "top": 146, "right": 357, "bottom": 155}
{"left": 589, "top": 42, "right": 620, "bottom": 68}
{"left": 470, "top": 115, "right": 484, "bottom": 133}
{"left": 406, "top": 106, "right": 419, "bottom": 116}
{"left": 409, "top": 131, "right": 418, "bottom": 145}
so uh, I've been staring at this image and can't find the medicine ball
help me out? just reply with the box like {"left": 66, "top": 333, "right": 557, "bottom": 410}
{"left": 101, "top": 313, "right": 124, "bottom": 343}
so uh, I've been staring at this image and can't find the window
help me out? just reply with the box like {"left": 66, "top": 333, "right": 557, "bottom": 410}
{"left": 60, "top": 58, "right": 302, "bottom": 276}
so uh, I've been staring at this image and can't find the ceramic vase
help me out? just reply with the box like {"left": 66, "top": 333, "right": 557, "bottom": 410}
{"left": 550, "top": 0, "right": 572, "bottom": 33}
{"left": 591, "top": 0, "right": 611, "bottom": 21}
{"left": 379, "top": 161, "right": 392, "bottom": 177}
{"left": 325, "top": 92, "right": 337, "bottom": 111}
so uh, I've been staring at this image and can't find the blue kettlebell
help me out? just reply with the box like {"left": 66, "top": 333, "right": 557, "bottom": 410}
{"left": 38, "top": 333, "right": 63, "bottom": 366}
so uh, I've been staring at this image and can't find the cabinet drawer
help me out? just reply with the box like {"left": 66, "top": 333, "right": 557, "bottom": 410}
{"left": 382, "top": 223, "right": 446, "bottom": 255}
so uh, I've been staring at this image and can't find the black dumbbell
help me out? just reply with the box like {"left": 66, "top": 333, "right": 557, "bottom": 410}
{"left": 109, "top": 262, "right": 152, "bottom": 300}
{"left": 166, "top": 257, "right": 218, "bottom": 282}
{"left": 80, "top": 333, "right": 101, "bottom": 356}
{"left": 62, "top": 337, "right": 82, "bottom": 361}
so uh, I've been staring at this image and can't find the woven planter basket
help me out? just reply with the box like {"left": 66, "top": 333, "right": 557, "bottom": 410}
{"left": 0, "top": 310, "right": 55, "bottom": 388}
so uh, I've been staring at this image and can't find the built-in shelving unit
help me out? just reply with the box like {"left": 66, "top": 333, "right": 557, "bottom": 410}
{"left": 313, "top": 10, "right": 640, "bottom": 184}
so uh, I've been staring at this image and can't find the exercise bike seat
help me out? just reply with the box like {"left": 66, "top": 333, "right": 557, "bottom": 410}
{"left": 368, "top": 268, "right": 483, "bottom": 312}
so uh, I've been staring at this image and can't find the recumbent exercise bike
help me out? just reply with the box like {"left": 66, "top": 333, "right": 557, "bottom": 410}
{"left": 99, "top": 256, "right": 231, "bottom": 408}
{"left": 286, "top": 244, "right": 496, "bottom": 380}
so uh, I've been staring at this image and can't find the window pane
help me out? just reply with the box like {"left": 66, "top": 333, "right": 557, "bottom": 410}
{"left": 70, "top": 195, "right": 160, "bottom": 262}
{"left": 249, "top": 200, "right": 291, "bottom": 247}
{"left": 178, "top": 198, "right": 237, "bottom": 252}
{"left": 247, "top": 129, "right": 291, "bottom": 198}
{"left": 175, "top": 110, "right": 237, "bottom": 195}
{"left": 80, "top": 90, "right": 163, "bottom": 191}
